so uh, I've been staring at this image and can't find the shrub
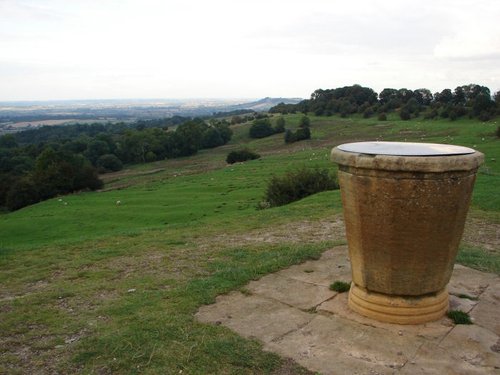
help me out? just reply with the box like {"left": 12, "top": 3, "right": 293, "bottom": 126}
{"left": 378, "top": 113, "right": 387, "bottom": 121}
{"left": 400, "top": 109, "right": 411, "bottom": 120}
{"left": 478, "top": 111, "right": 492, "bottom": 122}
{"left": 263, "top": 166, "right": 339, "bottom": 207}
{"left": 249, "top": 119, "right": 274, "bottom": 138}
{"left": 226, "top": 149, "right": 260, "bottom": 164}
{"left": 424, "top": 109, "right": 438, "bottom": 119}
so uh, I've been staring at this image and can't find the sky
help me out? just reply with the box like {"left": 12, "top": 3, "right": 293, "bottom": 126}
{"left": 1, "top": 0, "right": 499, "bottom": 101}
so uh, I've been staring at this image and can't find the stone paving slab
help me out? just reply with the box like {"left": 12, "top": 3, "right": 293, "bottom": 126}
{"left": 195, "top": 291, "right": 314, "bottom": 343}
{"left": 470, "top": 282, "right": 500, "bottom": 335}
{"left": 196, "top": 246, "right": 500, "bottom": 374}
{"left": 247, "top": 273, "right": 336, "bottom": 310}
{"left": 265, "top": 315, "right": 425, "bottom": 375}
{"left": 398, "top": 342, "right": 495, "bottom": 375}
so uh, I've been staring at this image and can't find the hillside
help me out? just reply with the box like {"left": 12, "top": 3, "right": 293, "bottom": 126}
{"left": 0, "top": 114, "right": 499, "bottom": 374}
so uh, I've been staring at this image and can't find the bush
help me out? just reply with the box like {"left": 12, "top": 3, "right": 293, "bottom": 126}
{"left": 400, "top": 109, "right": 411, "bottom": 120}
{"left": 226, "top": 149, "right": 260, "bottom": 164}
{"left": 263, "top": 166, "right": 339, "bottom": 207}
{"left": 377, "top": 112, "right": 387, "bottom": 121}
{"left": 249, "top": 119, "right": 275, "bottom": 138}
{"left": 424, "top": 109, "right": 438, "bottom": 119}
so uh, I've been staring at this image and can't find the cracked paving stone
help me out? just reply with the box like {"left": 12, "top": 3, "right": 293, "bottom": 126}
{"left": 276, "top": 246, "right": 352, "bottom": 287}
{"left": 264, "top": 315, "right": 425, "bottom": 375}
{"left": 195, "top": 291, "right": 314, "bottom": 343}
{"left": 438, "top": 324, "right": 500, "bottom": 368}
{"left": 470, "top": 281, "right": 500, "bottom": 335}
{"left": 247, "top": 273, "right": 336, "bottom": 310}
{"left": 398, "top": 341, "right": 496, "bottom": 375}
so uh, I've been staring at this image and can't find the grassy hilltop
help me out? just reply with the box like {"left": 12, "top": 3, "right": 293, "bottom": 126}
{"left": 1, "top": 114, "right": 499, "bottom": 373}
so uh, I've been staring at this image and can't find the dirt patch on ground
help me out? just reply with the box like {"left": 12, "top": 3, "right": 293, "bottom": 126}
{"left": 463, "top": 216, "right": 500, "bottom": 255}
{"left": 198, "top": 214, "right": 499, "bottom": 256}
{"left": 198, "top": 216, "right": 346, "bottom": 250}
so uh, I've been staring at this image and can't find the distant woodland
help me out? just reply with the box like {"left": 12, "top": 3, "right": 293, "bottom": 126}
{"left": 1, "top": 83, "right": 499, "bottom": 212}
{"left": 0, "top": 116, "right": 233, "bottom": 211}
{"left": 270, "top": 84, "right": 500, "bottom": 121}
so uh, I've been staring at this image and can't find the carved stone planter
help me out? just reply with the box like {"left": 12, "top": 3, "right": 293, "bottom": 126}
{"left": 331, "top": 142, "right": 483, "bottom": 324}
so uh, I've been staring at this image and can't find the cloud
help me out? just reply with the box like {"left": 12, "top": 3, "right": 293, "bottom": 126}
{"left": 0, "top": 0, "right": 499, "bottom": 100}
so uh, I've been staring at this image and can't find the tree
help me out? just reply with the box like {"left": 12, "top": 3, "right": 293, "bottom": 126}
{"left": 284, "top": 129, "right": 295, "bottom": 144}
{"left": 379, "top": 88, "right": 398, "bottom": 105}
{"left": 473, "top": 93, "right": 495, "bottom": 117}
{"left": 5, "top": 177, "right": 39, "bottom": 211}
{"left": 213, "top": 122, "right": 233, "bottom": 144}
{"left": 249, "top": 119, "right": 274, "bottom": 138}
{"left": 400, "top": 109, "right": 411, "bottom": 120}
{"left": 84, "top": 140, "right": 110, "bottom": 165}
{"left": 299, "top": 116, "right": 310, "bottom": 128}
{"left": 434, "top": 89, "right": 453, "bottom": 104}
{"left": 201, "top": 127, "right": 224, "bottom": 149}
{"left": 97, "top": 154, "right": 123, "bottom": 172}
{"left": 0, "top": 134, "right": 18, "bottom": 148}
{"left": 175, "top": 119, "right": 207, "bottom": 156}
{"left": 413, "top": 89, "right": 433, "bottom": 105}
{"left": 32, "top": 148, "right": 102, "bottom": 200}
{"left": 295, "top": 126, "right": 311, "bottom": 141}
{"left": 274, "top": 117, "right": 286, "bottom": 133}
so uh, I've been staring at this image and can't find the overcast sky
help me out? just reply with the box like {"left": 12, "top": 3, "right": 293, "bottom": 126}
{"left": 1, "top": 0, "right": 499, "bottom": 101}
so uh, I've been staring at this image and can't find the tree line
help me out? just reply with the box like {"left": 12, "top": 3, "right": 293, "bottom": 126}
{"left": 0, "top": 117, "right": 232, "bottom": 211}
{"left": 270, "top": 84, "right": 500, "bottom": 121}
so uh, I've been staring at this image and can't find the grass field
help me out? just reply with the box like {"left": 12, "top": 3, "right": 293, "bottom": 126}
{"left": 0, "top": 114, "right": 499, "bottom": 374}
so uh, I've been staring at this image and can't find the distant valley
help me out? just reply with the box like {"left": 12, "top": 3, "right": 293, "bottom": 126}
{"left": 0, "top": 97, "right": 302, "bottom": 134}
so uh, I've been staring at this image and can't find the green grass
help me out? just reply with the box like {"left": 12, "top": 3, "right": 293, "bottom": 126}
{"left": 0, "top": 113, "right": 499, "bottom": 373}
{"left": 447, "top": 310, "right": 473, "bottom": 325}
{"left": 329, "top": 281, "right": 351, "bottom": 293}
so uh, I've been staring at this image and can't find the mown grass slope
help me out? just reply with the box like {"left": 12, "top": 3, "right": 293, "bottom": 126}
{"left": 0, "top": 114, "right": 498, "bottom": 374}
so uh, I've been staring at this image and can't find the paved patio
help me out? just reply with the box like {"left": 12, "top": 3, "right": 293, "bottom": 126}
{"left": 196, "top": 245, "right": 500, "bottom": 374}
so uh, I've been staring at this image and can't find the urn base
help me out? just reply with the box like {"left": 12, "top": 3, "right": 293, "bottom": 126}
{"left": 348, "top": 284, "right": 449, "bottom": 325}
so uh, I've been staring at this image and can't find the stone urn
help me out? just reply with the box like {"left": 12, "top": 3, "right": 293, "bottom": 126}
{"left": 331, "top": 142, "right": 484, "bottom": 324}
